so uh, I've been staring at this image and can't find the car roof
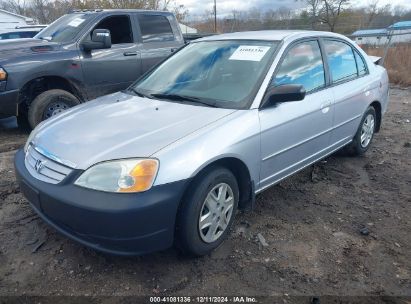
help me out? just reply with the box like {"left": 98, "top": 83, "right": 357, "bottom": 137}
{"left": 69, "top": 9, "right": 172, "bottom": 15}
{"left": 196, "top": 30, "right": 349, "bottom": 42}
{"left": 15, "top": 25, "right": 48, "bottom": 29}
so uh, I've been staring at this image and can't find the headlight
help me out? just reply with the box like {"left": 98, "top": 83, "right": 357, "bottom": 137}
{"left": 74, "top": 159, "right": 159, "bottom": 193}
{"left": 0, "top": 68, "right": 7, "bottom": 81}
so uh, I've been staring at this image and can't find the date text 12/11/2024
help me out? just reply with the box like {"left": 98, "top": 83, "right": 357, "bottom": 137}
{"left": 149, "top": 296, "right": 258, "bottom": 303}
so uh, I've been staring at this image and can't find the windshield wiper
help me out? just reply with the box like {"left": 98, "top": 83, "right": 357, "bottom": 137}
{"left": 128, "top": 88, "right": 153, "bottom": 99}
{"left": 150, "top": 93, "right": 218, "bottom": 108}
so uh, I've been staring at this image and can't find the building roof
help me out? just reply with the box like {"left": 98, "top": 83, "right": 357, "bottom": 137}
{"left": 352, "top": 28, "right": 388, "bottom": 37}
{"left": 0, "top": 9, "right": 33, "bottom": 22}
{"left": 388, "top": 21, "right": 411, "bottom": 30}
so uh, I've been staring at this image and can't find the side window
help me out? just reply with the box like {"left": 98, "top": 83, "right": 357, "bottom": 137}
{"left": 273, "top": 40, "right": 325, "bottom": 93}
{"left": 354, "top": 50, "right": 367, "bottom": 76}
{"left": 324, "top": 40, "right": 357, "bottom": 83}
{"left": 8, "top": 33, "right": 21, "bottom": 39}
{"left": 93, "top": 15, "right": 133, "bottom": 44}
{"left": 138, "top": 14, "right": 175, "bottom": 42}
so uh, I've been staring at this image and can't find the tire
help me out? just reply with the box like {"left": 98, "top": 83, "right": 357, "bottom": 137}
{"left": 16, "top": 112, "right": 30, "bottom": 132}
{"left": 345, "top": 106, "right": 377, "bottom": 156}
{"left": 176, "top": 167, "right": 239, "bottom": 256}
{"left": 28, "top": 89, "right": 80, "bottom": 129}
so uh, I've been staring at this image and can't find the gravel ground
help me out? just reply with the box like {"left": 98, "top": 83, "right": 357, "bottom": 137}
{"left": 0, "top": 88, "right": 410, "bottom": 301}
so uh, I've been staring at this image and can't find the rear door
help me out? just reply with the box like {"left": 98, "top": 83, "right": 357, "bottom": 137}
{"left": 322, "top": 39, "right": 371, "bottom": 145}
{"left": 258, "top": 39, "right": 335, "bottom": 190}
{"left": 134, "top": 13, "right": 183, "bottom": 74}
{"left": 80, "top": 14, "right": 142, "bottom": 99}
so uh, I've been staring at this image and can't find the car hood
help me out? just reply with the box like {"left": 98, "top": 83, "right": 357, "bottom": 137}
{"left": 31, "top": 92, "right": 237, "bottom": 170}
{"left": 0, "top": 38, "right": 59, "bottom": 62}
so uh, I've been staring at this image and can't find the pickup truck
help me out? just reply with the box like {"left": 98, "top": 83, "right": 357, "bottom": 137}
{"left": 0, "top": 9, "right": 185, "bottom": 128}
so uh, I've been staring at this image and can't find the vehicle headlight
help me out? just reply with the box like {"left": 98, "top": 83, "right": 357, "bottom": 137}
{"left": 74, "top": 159, "right": 159, "bottom": 193}
{"left": 0, "top": 68, "right": 7, "bottom": 81}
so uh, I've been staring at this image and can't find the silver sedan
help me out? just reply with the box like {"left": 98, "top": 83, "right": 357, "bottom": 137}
{"left": 15, "top": 30, "right": 389, "bottom": 256}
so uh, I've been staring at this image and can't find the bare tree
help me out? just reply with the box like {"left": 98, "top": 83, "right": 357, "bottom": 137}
{"left": 0, "top": 0, "right": 28, "bottom": 16}
{"left": 319, "top": 0, "right": 350, "bottom": 32}
{"left": 299, "top": 0, "right": 322, "bottom": 29}
{"left": 364, "top": 0, "right": 379, "bottom": 27}
{"left": 167, "top": 0, "right": 188, "bottom": 22}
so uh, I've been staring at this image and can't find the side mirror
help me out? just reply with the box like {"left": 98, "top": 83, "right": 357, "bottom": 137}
{"left": 261, "top": 84, "right": 306, "bottom": 108}
{"left": 81, "top": 29, "right": 111, "bottom": 51}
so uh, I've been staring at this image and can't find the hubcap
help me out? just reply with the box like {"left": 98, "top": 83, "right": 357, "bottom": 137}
{"left": 198, "top": 183, "right": 234, "bottom": 243}
{"left": 360, "top": 114, "right": 375, "bottom": 148}
{"left": 43, "top": 100, "right": 69, "bottom": 119}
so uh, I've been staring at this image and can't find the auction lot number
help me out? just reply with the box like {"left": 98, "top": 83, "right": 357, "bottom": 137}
{"left": 150, "top": 296, "right": 257, "bottom": 303}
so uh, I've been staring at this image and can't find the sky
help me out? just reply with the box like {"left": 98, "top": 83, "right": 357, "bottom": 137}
{"left": 177, "top": 0, "right": 411, "bottom": 17}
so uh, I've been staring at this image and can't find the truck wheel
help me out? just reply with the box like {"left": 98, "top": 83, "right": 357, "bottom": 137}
{"left": 16, "top": 113, "right": 30, "bottom": 132}
{"left": 345, "top": 106, "right": 376, "bottom": 156}
{"left": 28, "top": 89, "right": 80, "bottom": 128}
{"left": 176, "top": 167, "right": 239, "bottom": 256}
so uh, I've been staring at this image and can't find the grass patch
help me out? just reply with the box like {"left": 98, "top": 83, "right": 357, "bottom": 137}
{"left": 363, "top": 44, "right": 411, "bottom": 87}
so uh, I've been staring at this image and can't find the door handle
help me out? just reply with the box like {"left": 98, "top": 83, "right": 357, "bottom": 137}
{"left": 123, "top": 52, "right": 138, "bottom": 56}
{"left": 320, "top": 100, "right": 332, "bottom": 113}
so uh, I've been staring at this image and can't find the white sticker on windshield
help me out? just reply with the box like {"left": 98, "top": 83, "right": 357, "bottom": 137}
{"left": 229, "top": 45, "right": 271, "bottom": 62}
{"left": 68, "top": 18, "right": 85, "bottom": 27}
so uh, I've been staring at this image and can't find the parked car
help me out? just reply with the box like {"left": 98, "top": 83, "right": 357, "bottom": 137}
{"left": 0, "top": 9, "right": 185, "bottom": 128}
{"left": 0, "top": 25, "right": 47, "bottom": 40}
{"left": 15, "top": 30, "right": 389, "bottom": 256}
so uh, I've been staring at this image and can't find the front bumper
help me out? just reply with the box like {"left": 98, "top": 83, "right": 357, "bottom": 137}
{"left": 0, "top": 88, "right": 19, "bottom": 118}
{"left": 14, "top": 149, "right": 188, "bottom": 256}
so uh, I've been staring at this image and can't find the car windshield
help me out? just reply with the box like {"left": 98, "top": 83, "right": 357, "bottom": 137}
{"left": 35, "top": 13, "right": 94, "bottom": 42}
{"left": 132, "top": 40, "right": 279, "bottom": 109}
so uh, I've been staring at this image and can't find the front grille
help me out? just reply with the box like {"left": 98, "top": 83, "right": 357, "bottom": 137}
{"left": 25, "top": 145, "right": 73, "bottom": 184}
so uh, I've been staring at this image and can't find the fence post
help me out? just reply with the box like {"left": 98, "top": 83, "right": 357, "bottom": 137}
{"left": 381, "top": 30, "right": 393, "bottom": 67}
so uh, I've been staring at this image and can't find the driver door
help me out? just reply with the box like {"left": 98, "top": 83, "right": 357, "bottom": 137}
{"left": 80, "top": 14, "right": 142, "bottom": 99}
{"left": 258, "top": 39, "right": 334, "bottom": 190}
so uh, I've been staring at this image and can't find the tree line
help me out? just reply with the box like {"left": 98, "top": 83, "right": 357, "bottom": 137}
{"left": 191, "top": 0, "right": 411, "bottom": 34}
{"left": 0, "top": 0, "right": 188, "bottom": 24}
{"left": 1, "top": 0, "right": 410, "bottom": 34}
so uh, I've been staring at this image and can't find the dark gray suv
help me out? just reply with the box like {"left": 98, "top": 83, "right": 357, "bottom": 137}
{"left": 0, "top": 10, "right": 184, "bottom": 128}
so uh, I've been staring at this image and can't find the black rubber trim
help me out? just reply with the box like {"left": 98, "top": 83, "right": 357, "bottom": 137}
{"left": 0, "top": 89, "right": 19, "bottom": 118}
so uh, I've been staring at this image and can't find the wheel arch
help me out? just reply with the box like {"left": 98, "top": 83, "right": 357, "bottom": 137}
{"left": 369, "top": 100, "right": 382, "bottom": 132}
{"left": 18, "top": 75, "right": 86, "bottom": 110}
{"left": 183, "top": 156, "right": 255, "bottom": 211}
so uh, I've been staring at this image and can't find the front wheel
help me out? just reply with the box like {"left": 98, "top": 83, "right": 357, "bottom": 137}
{"left": 346, "top": 106, "right": 376, "bottom": 156}
{"left": 28, "top": 89, "right": 80, "bottom": 129}
{"left": 176, "top": 167, "right": 239, "bottom": 256}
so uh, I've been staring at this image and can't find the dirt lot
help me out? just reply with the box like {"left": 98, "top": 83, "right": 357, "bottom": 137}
{"left": 0, "top": 88, "right": 410, "bottom": 301}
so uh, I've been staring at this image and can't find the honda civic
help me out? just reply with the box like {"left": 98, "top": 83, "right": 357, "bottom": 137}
{"left": 15, "top": 30, "right": 390, "bottom": 256}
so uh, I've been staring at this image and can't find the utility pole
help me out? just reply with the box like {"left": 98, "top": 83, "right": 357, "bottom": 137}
{"left": 214, "top": 0, "right": 217, "bottom": 33}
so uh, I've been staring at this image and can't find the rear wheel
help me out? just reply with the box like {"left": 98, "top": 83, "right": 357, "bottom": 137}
{"left": 176, "top": 167, "right": 239, "bottom": 256}
{"left": 345, "top": 106, "right": 376, "bottom": 156}
{"left": 28, "top": 89, "right": 80, "bottom": 129}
